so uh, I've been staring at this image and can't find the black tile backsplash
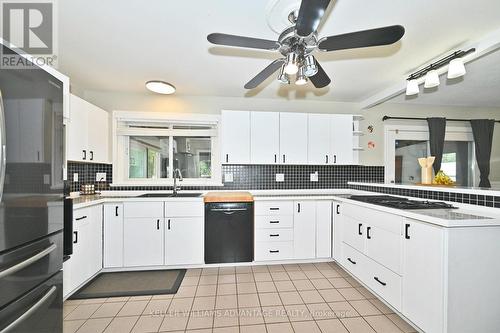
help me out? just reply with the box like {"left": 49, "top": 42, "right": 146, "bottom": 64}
{"left": 349, "top": 184, "right": 500, "bottom": 209}
{"left": 66, "top": 162, "right": 384, "bottom": 192}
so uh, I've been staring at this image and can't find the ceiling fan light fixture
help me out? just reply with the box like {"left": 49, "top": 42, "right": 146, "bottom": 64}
{"left": 447, "top": 58, "right": 466, "bottom": 79}
{"left": 145, "top": 80, "right": 176, "bottom": 94}
{"left": 284, "top": 52, "right": 299, "bottom": 75}
{"left": 296, "top": 67, "right": 308, "bottom": 85}
{"left": 424, "top": 69, "right": 440, "bottom": 88}
{"left": 277, "top": 64, "right": 290, "bottom": 84}
{"left": 405, "top": 79, "right": 419, "bottom": 96}
{"left": 303, "top": 55, "right": 318, "bottom": 77}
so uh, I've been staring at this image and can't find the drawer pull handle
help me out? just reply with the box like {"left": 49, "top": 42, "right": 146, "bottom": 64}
{"left": 374, "top": 277, "right": 387, "bottom": 286}
{"left": 269, "top": 207, "right": 279, "bottom": 211}
{"left": 358, "top": 223, "right": 363, "bottom": 235}
{"left": 269, "top": 234, "right": 279, "bottom": 237}
{"left": 75, "top": 216, "right": 87, "bottom": 221}
{"left": 115, "top": 206, "right": 119, "bottom": 216}
{"left": 269, "top": 221, "right": 280, "bottom": 224}
{"left": 73, "top": 231, "right": 78, "bottom": 244}
{"left": 405, "top": 223, "right": 410, "bottom": 239}
{"left": 156, "top": 219, "right": 160, "bottom": 230}
{"left": 269, "top": 250, "right": 279, "bottom": 253}
{"left": 366, "top": 226, "right": 372, "bottom": 239}
{"left": 336, "top": 204, "right": 340, "bottom": 215}
{"left": 347, "top": 257, "right": 356, "bottom": 265}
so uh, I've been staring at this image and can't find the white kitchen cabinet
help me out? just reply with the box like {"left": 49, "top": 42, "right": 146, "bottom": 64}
{"left": 332, "top": 201, "right": 342, "bottom": 260}
{"left": 308, "top": 114, "right": 331, "bottom": 164}
{"left": 67, "top": 94, "right": 109, "bottom": 163}
{"left": 331, "top": 114, "right": 353, "bottom": 164}
{"left": 279, "top": 113, "right": 308, "bottom": 164}
{"left": 165, "top": 217, "right": 204, "bottom": 265}
{"left": 103, "top": 204, "right": 124, "bottom": 268}
{"left": 123, "top": 218, "right": 164, "bottom": 267}
{"left": 221, "top": 110, "right": 251, "bottom": 164}
{"left": 250, "top": 112, "right": 279, "bottom": 164}
{"left": 293, "top": 201, "right": 316, "bottom": 259}
{"left": 402, "top": 219, "right": 444, "bottom": 333}
{"left": 316, "top": 201, "right": 332, "bottom": 258}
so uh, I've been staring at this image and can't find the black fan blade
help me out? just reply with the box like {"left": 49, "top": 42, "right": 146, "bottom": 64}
{"left": 296, "top": 0, "right": 331, "bottom": 37}
{"left": 309, "top": 60, "right": 331, "bottom": 88}
{"left": 207, "top": 33, "right": 279, "bottom": 50}
{"left": 244, "top": 59, "right": 285, "bottom": 89}
{"left": 318, "top": 25, "right": 405, "bottom": 51}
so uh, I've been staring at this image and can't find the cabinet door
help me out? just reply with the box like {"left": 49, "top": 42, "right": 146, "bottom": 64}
{"left": 221, "top": 110, "right": 251, "bottom": 164}
{"left": 123, "top": 218, "right": 164, "bottom": 267}
{"left": 316, "top": 201, "right": 332, "bottom": 258}
{"left": 293, "top": 201, "right": 316, "bottom": 259}
{"left": 104, "top": 204, "right": 124, "bottom": 268}
{"left": 165, "top": 217, "right": 203, "bottom": 265}
{"left": 67, "top": 95, "right": 89, "bottom": 162}
{"left": 250, "top": 112, "right": 279, "bottom": 164}
{"left": 308, "top": 114, "right": 331, "bottom": 164}
{"left": 342, "top": 215, "right": 365, "bottom": 253}
{"left": 88, "top": 205, "right": 103, "bottom": 275}
{"left": 402, "top": 219, "right": 444, "bottom": 333}
{"left": 330, "top": 115, "right": 353, "bottom": 164}
{"left": 365, "top": 225, "right": 402, "bottom": 273}
{"left": 332, "top": 202, "right": 342, "bottom": 261}
{"left": 87, "top": 103, "right": 110, "bottom": 163}
{"left": 68, "top": 209, "right": 91, "bottom": 292}
{"left": 279, "top": 113, "right": 308, "bottom": 164}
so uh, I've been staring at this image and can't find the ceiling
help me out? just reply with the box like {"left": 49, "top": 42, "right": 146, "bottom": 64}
{"left": 58, "top": 0, "right": 500, "bottom": 102}
{"left": 388, "top": 48, "right": 500, "bottom": 108}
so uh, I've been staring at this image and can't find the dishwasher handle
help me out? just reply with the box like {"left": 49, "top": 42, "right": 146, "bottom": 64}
{"left": 209, "top": 207, "right": 248, "bottom": 215}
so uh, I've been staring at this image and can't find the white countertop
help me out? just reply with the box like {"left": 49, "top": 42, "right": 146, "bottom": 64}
{"left": 69, "top": 189, "right": 500, "bottom": 228}
{"left": 349, "top": 182, "right": 500, "bottom": 197}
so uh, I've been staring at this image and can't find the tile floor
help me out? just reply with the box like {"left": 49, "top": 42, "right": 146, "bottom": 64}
{"left": 63, "top": 262, "right": 417, "bottom": 333}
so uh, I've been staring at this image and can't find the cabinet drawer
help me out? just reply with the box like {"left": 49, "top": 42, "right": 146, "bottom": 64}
{"left": 165, "top": 201, "right": 203, "bottom": 217}
{"left": 343, "top": 203, "right": 402, "bottom": 234}
{"left": 255, "top": 241, "right": 293, "bottom": 261}
{"left": 73, "top": 207, "right": 91, "bottom": 226}
{"left": 255, "top": 215, "right": 293, "bottom": 229}
{"left": 255, "top": 201, "right": 294, "bottom": 216}
{"left": 255, "top": 228, "right": 293, "bottom": 242}
{"left": 124, "top": 202, "right": 163, "bottom": 218}
{"left": 341, "top": 242, "right": 365, "bottom": 279}
{"left": 365, "top": 256, "right": 402, "bottom": 311}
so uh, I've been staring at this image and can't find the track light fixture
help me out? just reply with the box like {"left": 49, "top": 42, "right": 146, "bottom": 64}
{"left": 405, "top": 79, "right": 419, "bottom": 96}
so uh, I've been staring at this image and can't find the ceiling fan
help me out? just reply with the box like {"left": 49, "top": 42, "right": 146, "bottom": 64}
{"left": 207, "top": 0, "right": 405, "bottom": 89}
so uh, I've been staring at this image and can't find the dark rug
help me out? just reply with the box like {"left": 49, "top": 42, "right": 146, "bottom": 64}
{"left": 69, "top": 269, "right": 186, "bottom": 299}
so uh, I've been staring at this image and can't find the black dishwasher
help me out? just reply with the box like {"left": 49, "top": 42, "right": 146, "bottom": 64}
{"left": 205, "top": 202, "right": 254, "bottom": 264}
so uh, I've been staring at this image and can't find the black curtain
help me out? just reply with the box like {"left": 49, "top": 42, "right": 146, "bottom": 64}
{"left": 470, "top": 119, "right": 495, "bottom": 188}
{"left": 427, "top": 118, "right": 446, "bottom": 174}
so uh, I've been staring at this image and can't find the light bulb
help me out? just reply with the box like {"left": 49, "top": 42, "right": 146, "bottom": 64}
{"left": 284, "top": 53, "right": 299, "bottom": 75}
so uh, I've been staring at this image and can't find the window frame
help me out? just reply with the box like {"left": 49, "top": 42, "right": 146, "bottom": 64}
{"left": 111, "top": 111, "right": 222, "bottom": 186}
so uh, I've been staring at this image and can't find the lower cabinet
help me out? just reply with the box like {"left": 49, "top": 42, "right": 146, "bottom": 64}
{"left": 165, "top": 217, "right": 204, "bottom": 265}
{"left": 293, "top": 201, "right": 316, "bottom": 259}
{"left": 123, "top": 218, "right": 164, "bottom": 267}
{"left": 316, "top": 201, "right": 332, "bottom": 258}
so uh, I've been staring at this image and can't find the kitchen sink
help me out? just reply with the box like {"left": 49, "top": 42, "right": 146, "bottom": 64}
{"left": 138, "top": 193, "right": 202, "bottom": 198}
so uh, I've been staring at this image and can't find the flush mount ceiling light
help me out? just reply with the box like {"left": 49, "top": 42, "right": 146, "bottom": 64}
{"left": 296, "top": 66, "right": 308, "bottom": 85}
{"left": 145, "top": 80, "right": 176, "bottom": 94}
{"left": 405, "top": 48, "right": 475, "bottom": 96}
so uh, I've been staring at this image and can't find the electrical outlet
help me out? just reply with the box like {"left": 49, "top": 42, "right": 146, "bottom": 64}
{"left": 73, "top": 173, "right": 78, "bottom": 182}
{"left": 224, "top": 173, "right": 234, "bottom": 182}
{"left": 310, "top": 171, "right": 319, "bottom": 182}
{"left": 43, "top": 174, "right": 51, "bottom": 184}
{"left": 96, "top": 172, "right": 107, "bottom": 182}
{"left": 275, "top": 173, "right": 285, "bottom": 182}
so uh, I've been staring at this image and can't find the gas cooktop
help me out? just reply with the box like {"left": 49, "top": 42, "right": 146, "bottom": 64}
{"left": 349, "top": 195, "right": 457, "bottom": 210}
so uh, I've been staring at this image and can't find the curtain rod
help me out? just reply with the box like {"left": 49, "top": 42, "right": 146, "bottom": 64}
{"left": 382, "top": 116, "right": 500, "bottom": 123}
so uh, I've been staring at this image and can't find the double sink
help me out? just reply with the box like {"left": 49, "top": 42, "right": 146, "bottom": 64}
{"left": 137, "top": 193, "right": 203, "bottom": 198}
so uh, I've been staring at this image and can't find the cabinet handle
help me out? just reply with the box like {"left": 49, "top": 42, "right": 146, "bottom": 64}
{"left": 269, "top": 207, "right": 279, "bottom": 211}
{"left": 82, "top": 150, "right": 86, "bottom": 160}
{"left": 156, "top": 219, "right": 160, "bottom": 230}
{"left": 90, "top": 151, "right": 94, "bottom": 161}
{"left": 269, "top": 234, "right": 279, "bottom": 237}
{"left": 168, "top": 219, "right": 171, "bottom": 230}
{"left": 334, "top": 155, "right": 337, "bottom": 164}
{"left": 282, "top": 155, "right": 285, "bottom": 163}
{"left": 75, "top": 216, "right": 87, "bottom": 221}
{"left": 269, "top": 250, "right": 279, "bottom": 253}
{"left": 358, "top": 223, "right": 363, "bottom": 235}
{"left": 297, "top": 203, "right": 301, "bottom": 213}
{"left": 37, "top": 151, "right": 40, "bottom": 161}
{"left": 73, "top": 231, "right": 78, "bottom": 244}
{"left": 326, "top": 155, "right": 329, "bottom": 164}
{"left": 347, "top": 257, "right": 356, "bottom": 265}
{"left": 366, "top": 226, "right": 372, "bottom": 239}
{"left": 115, "top": 206, "right": 119, "bottom": 217}
{"left": 226, "top": 154, "right": 229, "bottom": 163}
{"left": 274, "top": 154, "right": 277, "bottom": 163}
{"left": 336, "top": 204, "right": 340, "bottom": 215}
{"left": 269, "top": 220, "right": 280, "bottom": 224}
{"left": 374, "top": 277, "right": 387, "bottom": 286}
{"left": 405, "top": 224, "right": 410, "bottom": 239}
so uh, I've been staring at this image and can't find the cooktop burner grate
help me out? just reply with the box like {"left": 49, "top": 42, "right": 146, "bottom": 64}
{"left": 349, "top": 195, "right": 457, "bottom": 210}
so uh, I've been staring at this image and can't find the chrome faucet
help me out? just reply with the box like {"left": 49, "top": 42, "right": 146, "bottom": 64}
{"left": 173, "top": 168, "right": 183, "bottom": 196}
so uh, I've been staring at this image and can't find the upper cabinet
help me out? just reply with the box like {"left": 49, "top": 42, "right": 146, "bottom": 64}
{"left": 331, "top": 114, "right": 354, "bottom": 165}
{"left": 279, "top": 113, "right": 308, "bottom": 164}
{"left": 308, "top": 114, "right": 331, "bottom": 165}
{"left": 221, "top": 110, "right": 251, "bottom": 164}
{"left": 67, "top": 94, "right": 110, "bottom": 163}
{"left": 250, "top": 112, "right": 280, "bottom": 164}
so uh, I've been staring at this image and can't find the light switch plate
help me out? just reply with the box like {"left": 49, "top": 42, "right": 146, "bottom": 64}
{"left": 310, "top": 172, "right": 319, "bottom": 182}
{"left": 224, "top": 173, "right": 234, "bottom": 182}
{"left": 43, "top": 174, "right": 50, "bottom": 184}
{"left": 73, "top": 173, "right": 78, "bottom": 182}
{"left": 275, "top": 173, "right": 285, "bottom": 182}
{"left": 96, "top": 172, "right": 107, "bottom": 182}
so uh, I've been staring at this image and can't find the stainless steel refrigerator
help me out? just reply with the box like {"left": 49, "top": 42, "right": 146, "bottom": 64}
{"left": 0, "top": 43, "right": 64, "bottom": 332}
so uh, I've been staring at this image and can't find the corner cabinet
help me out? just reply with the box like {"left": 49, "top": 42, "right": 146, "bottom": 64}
{"left": 67, "top": 94, "right": 110, "bottom": 163}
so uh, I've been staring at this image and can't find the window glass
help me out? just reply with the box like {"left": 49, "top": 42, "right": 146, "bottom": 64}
{"left": 173, "top": 137, "right": 211, "bottom": 178}
{"left": 395, "top": 140, "right": 428, "bottom": 183}
{"left": 442, "top": 141, "right": 473, "bottom": 186}
{"left": 129, "top": 136, "right": 169, "bottom": 178}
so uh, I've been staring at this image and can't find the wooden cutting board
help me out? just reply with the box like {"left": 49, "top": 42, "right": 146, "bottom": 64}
{"left": 204, "top": 192, "right": 253, "bottom": 203}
